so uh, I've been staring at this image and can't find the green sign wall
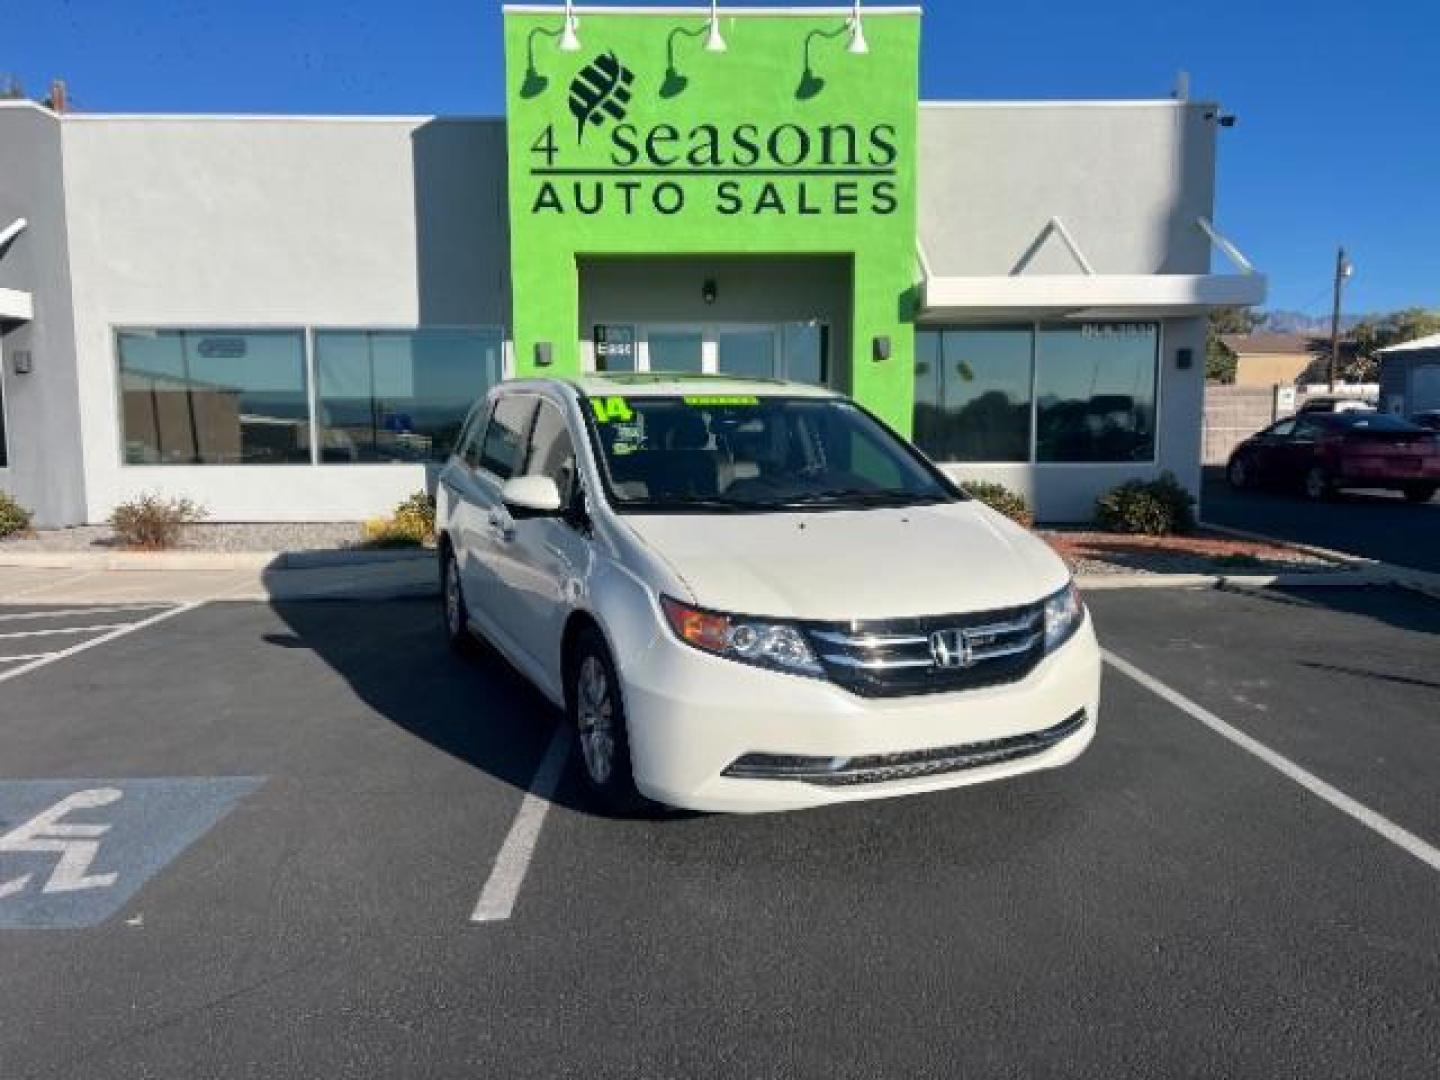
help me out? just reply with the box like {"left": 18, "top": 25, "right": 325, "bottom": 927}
{"left": 503, "top": 8, "right": 921, "bottom": 431}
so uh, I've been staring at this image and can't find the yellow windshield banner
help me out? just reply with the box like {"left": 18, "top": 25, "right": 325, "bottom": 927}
{"left": 682, "top": 395, "right": 760, "bottom": 407}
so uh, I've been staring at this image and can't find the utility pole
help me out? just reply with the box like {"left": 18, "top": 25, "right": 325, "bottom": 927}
{"left": 1327, "top": 246, "right": 1352, "bottom": 391}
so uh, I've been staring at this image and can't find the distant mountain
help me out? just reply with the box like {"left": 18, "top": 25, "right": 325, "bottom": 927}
{"left": 1261, "top": 310, "right": 1370, "bottom": 333}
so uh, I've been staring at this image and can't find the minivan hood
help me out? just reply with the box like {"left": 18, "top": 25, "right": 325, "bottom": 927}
{"left": 622, "top": 501, "right": 1069, "bottom": 622}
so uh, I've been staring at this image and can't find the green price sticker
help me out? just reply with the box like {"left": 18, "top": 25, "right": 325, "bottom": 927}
{"left": 682, "top": 395, "right": 760, "bottom": 407}
{"left": 590, "top": 396, "right": 634, "bottom": 423}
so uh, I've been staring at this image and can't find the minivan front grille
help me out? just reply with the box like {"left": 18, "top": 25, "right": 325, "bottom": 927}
{"left": 803, "top": 600, "right": 1046, "bottom": 698}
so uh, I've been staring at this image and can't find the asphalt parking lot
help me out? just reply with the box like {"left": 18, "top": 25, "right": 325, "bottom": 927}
{"left": 2, "top": 587, "right": 1438, "bottom": 1078}
{"left": 1203, "top": 467, "right": 1440, "bottom": 572}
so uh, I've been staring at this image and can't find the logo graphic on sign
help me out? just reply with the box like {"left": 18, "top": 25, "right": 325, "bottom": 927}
{"left": 569, "top": 51, "right": 634, "bottom": 143}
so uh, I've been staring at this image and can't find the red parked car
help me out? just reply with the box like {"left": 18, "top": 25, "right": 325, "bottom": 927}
{"left": 1226, "top": 412, "right": 1440, "bottom": 503}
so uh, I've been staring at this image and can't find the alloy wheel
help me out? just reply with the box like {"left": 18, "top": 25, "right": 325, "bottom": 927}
{"left": 576, "top": 654, "right": 615, "bottom": 786}
{"left": 444, "top": 556, "right": 463, "bottom": 638}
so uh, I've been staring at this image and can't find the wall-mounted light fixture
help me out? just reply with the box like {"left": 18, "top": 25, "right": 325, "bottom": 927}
{"left": 661, "top": 2, "right": 727, "bottom": 98}
{"left": 705, "top": 1, "right": 727, "bottom": 53}
{"left": 847, "top": 0, "right": 869, "bottom": 55}
{"left": 872, "top": 335, "right": 892, "bottom": 362}
{"left": 702, "top": 278, "right": 718, "bottom": 305}
{"left": 521, "top": 2, "right": 585, "bottom": 98}
{"left": 797, "top": 3, "right": 869, "bottom": 101}
{"left": 534, "top": 341, "right": 554, "bottom": 367}
{"left": 559, "top": 0, "right": 581, "bottom": 52}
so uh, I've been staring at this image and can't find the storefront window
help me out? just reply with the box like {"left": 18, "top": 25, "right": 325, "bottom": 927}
{"left": 1035, "top": 323, "right": 1158, "bottom": 463}
{"left": 912, "top": 327, "right": 1033, "bottom": 462}
{"left": 315, "top": 328, "right": 503, "bottom": 463}
{"left": 118, "top": 330, "right": 310, "bottom": 464}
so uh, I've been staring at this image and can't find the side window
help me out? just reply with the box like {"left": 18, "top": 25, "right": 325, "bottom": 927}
{"left": 524, "top": 401, "right": 578, "bottom": 506}
{"left": 478, "top": 396, "right": 536, "bottom": 480}
{"left": 1293, "top": 418, "right": 1324, "bottom": 439}
{"left": 456, "top": 401, "right": 490, "bottom": 468}
{"left": 1266, "top": 419, "right": 1297, "bottom": 438}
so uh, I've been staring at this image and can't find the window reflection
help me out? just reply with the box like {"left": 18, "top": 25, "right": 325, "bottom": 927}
{"left": 912, "top": 327, "right": 1032, "bottom": 462}
{"left": 315, "top": 329, "right": 504, "bottom": 463}
{"left": 1035, "top": 323, "right": 1158, "bottom": 463}
{"left": 118, "top": 330, "right": 310, "bottom": 464}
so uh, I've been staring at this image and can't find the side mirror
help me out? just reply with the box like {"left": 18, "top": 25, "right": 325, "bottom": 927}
{"left": 501, "top": 475, "right": 563, "bottom": 518}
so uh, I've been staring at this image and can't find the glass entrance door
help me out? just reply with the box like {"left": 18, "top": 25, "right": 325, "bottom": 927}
{"left": 715, "top": 326, "right": 778, "bottom": 380}
{"left": 633, "top": 323, "right": 827, "bottom": 385}
{"left": 643, "top": 327, "right": 705, "bottom": 374}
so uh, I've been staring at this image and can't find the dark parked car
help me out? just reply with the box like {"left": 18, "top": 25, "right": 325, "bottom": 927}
{"left": 1411, "top": 410, "right": 1440, "bottom": 432}
{"left": 1296, "top": 396, "right": 1375, "bottom": 415}
{"left": 1227, "top": 412, "right": 1440, "bottom": 503}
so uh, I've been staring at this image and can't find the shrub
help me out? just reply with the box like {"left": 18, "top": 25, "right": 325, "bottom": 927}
{"left": 363, "top": 491, "right": 435, "bottom": 548}
{"left": 1094, "top": 472, "right": 1196, "bottom": 536}
{"left": 0, "top": 491, "right": 34, "bottom": 538}
{"left": 109, "top": 494, "right": 208, "bottom": 550}
{"left": 961, "top": 481, "right": 1033, "bottom": 528}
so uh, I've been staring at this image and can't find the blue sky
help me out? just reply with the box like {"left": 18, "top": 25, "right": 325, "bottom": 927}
{"left": 7, "top": 0, "right": 1435, "bottom": 315}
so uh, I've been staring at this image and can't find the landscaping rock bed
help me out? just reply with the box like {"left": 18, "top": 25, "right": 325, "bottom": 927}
{"left": 1041, "top": 528, "right": 1347, "bottom": 578}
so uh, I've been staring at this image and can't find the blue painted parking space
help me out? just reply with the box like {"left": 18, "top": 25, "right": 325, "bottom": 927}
{"left": 0, "top": 777, "right": 264, "bottom": 929}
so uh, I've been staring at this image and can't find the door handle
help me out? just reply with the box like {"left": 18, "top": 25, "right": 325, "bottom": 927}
{"left": 487, "top": 509, "right": 515, "bottom": 540}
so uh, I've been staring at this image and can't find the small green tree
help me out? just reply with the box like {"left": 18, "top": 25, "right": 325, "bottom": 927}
{"left": 1347, "top": 307, "right": 1440, "bottom": 382}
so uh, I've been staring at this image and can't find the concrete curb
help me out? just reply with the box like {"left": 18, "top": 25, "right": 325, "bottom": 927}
{"left": 1196, "top": 519, "right": 1371, "bottom": 568}
{"left": 1076, "top": 568, "right": 1380, "bottom": 591}
{"left": 1200, "top": 518, "right": 1440, "bottom": 601}
{"left": 0, "top": 546, "right": 435, "bottom": 572}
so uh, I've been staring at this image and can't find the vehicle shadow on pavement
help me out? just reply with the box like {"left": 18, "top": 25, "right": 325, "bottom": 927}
{"left": 1222, "top": 582, "right": 1440, "bottom": 639}
{"left": 265, "top": 597, "right": 598, "bottom": 814}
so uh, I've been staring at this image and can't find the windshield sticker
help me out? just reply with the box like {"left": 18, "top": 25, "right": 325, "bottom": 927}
{"left": 590, "top": 396, "right": 634, "bottom": 423}
{"left": 610, "top": 422, "right": 644, "bottom": 455}
{"left": 682, "top": 395, "right": 760, "bottom": 407}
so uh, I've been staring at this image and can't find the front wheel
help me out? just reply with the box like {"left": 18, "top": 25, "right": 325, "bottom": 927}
{"left": 1227, "top": 455, "right": 1253, "bottom": 490}
{"left": 441, "top": 548, "right": 471, "bottom": 652}
{"left": 1403, "top": 483, "right": 1438, "bottom": 504}
{"left": 568, "top": 627, "right": 647, "bottom": 816}
{"left": 1304, "top": 466, "right": 1334, "bottom": 502}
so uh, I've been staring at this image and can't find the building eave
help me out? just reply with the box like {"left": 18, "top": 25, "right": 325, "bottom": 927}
{"left": 918, "top": 273, "right": 1268, "bottom": 322}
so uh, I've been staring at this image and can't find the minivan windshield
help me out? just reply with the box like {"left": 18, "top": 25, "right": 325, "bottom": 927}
{"left": 583, "top": 394, "right": 960, "bottom": 513}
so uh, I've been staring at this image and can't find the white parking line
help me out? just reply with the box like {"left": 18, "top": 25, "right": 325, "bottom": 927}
{"left": 1103, "top": 648, "right": 1440, "bottom": 874}
{"left": 470, "top": 726, "right": 571, "bottom": 924}
{"left": 0, "top": 603, "right": 201, "bottom": 687}
{"left": 0, "top": 623, "right": 132, "bottom": 641}
{"left": 0, "top": 604, "right": 172, "bottom": 623}
{"left": 0, "top": 653, "right": 56, "bottom": 663}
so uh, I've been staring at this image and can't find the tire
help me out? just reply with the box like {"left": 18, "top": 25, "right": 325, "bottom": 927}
{"left": 1304, "top": 466, "right": 1334, "bottom": 502}
{"left": 1403, "top": 483, "right": 1438, "bottom": 504}
{"left": 441, "top": 546, "right": 471, "bottom": 653}
{"left": 567, "top": 626, "right": 647, "bottom": 816}
{"left": 1226, "top": 455, "right": 1252, "bottom": 490}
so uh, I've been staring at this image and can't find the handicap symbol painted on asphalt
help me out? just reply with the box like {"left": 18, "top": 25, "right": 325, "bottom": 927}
{"left": 0, "top": 777, "right": 263, "bottom": 929}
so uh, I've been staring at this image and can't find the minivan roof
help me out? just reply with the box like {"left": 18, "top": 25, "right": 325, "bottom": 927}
{"left": 554, "top": 372, "right": 840, "bottom": 399}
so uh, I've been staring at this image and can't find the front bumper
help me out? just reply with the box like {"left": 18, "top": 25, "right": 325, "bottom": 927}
{"left": 619, "top": 612, "right": 1101, "bottom": 813}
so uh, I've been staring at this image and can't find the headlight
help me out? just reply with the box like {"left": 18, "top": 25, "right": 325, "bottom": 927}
{"left": 660, "top": 597, "right": 823, "bottom": 677}
{"left": 1043, "top": 581, "right": 1084, "bottom": 653}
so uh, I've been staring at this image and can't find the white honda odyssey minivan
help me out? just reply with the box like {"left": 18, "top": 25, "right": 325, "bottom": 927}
{"left": 437, "top": 374, "right": 1099, "bottom": 814}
